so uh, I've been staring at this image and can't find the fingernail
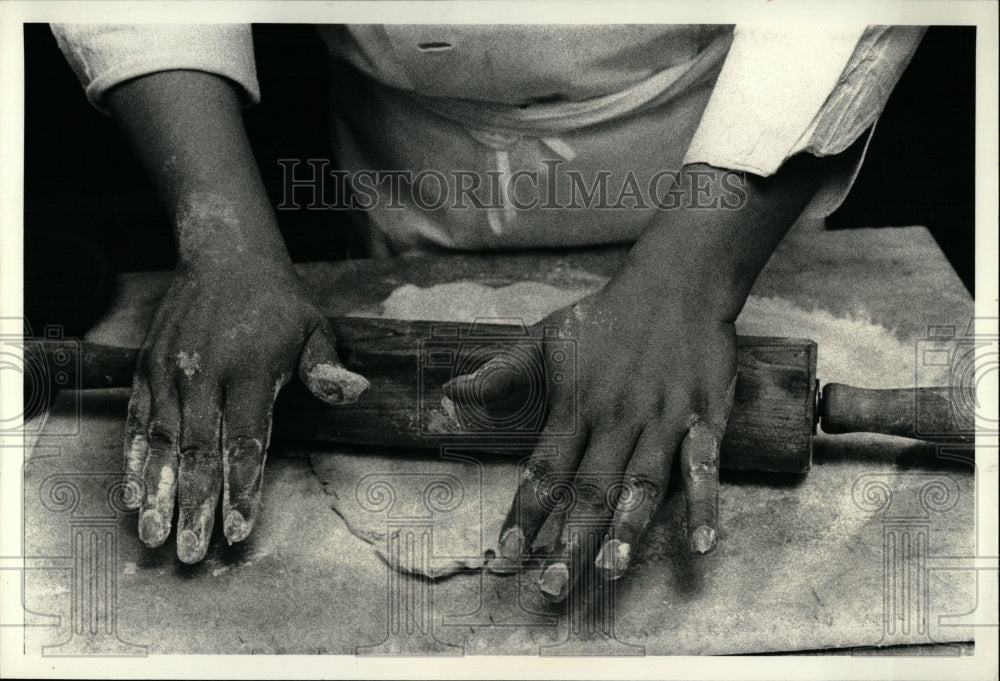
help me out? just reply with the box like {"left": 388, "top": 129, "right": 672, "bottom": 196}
{"left": 488, "top": 526, "right": 527, "bottom": 575}
{"left": 138, "top": 510, "right": 168, "bottom": 547}
{"left": 538, "top": 562, "right": 570, "bottom": 602}
{"left": 690, "top": 525, "right": 717, "bottom": 554}
{"left": 176, "top": 529, "right": 207, "bottom": 564}
{"left": 595, "top": 539, "right": 630, "bottom": 580}
{"left": 500, "top": 526, "right": 526, "bottom": 558}
{"left": 305, "top": 363, "right": 370, "bottom": 404}
{"left": 440, "top": 396, "right": 459, "bottom": 423}
{"left": 224, "top": 510, "right": 252, "bottom": 544}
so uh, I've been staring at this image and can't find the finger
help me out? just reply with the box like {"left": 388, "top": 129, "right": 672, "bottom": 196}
{"left": 598, "top": 422, "right": 683, "bottom": 580}
{"left": 488, "top": 405, "right": 588, "bottom": 575}
{"left": 123, "top": 373, "right": 151, "bottom": 510}
{"left": 680, "top": 418, "right": 722, "bottom": 554}
{"left": 298, "top": 321, "right": 369, "bottom": 405}
{"left": 175, "top": 380, "right": 224, "bottom": 564}
{"left": 221, "top": 374, "right": 287, "bottom": 544}
{"left": 537, "top": 428, "right": 639, "bottom": 602}
{"left": 442, "top": 347, "right": 535, "bottom": 414}
{"left": 138, "top": 369, "right": 181, "bottom": 548}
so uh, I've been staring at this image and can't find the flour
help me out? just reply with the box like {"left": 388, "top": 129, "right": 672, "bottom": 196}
{"left": 351, "top": 280, "right": 605, "bottom": 325}
{"left": 303, "top": 362, "right": 371, "bottom": 404}
{"left": 736, "top": 296, "right": 950, "bottom": 388}
{"left": 175, "top": 351, "right": 202, "bottom": 378}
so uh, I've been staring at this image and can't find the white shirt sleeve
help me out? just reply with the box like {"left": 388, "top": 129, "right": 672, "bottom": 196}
{"left": 50, "top": 24, "right": 260, "bottom": 114}
{"left": 683, "top": 25, "right": 925, "bottom": 175}
{"left": 683, "top": 25, "right": 925, "bottom": 216}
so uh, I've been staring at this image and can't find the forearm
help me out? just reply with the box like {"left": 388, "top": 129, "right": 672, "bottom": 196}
{"left": 105, "top": 70, "right": 290, "bottom": 273}
{"left": 620, "top": 154, "right": 827, "bottom": 321}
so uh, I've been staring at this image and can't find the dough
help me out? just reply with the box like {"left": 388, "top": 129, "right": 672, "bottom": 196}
{"left": 314, "top": 282, "right": 950, "bottom": 578}
{"left": 350, "top": 280, "right": 605, "bottom": 325}
{"left": 311, "top": 449, "right": 521, "bottom": 578}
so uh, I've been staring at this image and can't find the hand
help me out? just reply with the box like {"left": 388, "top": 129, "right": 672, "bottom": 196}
{"left": 445, "top": 271, "right": 736, "bottom": 601}
{"left": 123, "top": 259, "right": 368, "bottom": 563}
{"left": 100, "top": 71, "right": 369, "bottom": 562}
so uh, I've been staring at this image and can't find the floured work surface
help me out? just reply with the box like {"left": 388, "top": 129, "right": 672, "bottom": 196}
{"left": 23, "top": 226, "right": 978, "bottom": 654}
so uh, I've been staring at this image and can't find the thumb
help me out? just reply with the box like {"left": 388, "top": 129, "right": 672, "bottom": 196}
{"left": 298, "top": 321, "right": 370, "bottom": 405}
{"left": 442, "top": 350, "right": 534, "bottom": 411}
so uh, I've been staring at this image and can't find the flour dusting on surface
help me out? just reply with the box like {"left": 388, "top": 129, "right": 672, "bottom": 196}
{"left": 736, "top": 296, "right": 949, "bottom": 388}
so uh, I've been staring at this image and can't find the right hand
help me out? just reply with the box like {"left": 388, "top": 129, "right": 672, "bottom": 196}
{"left": 123, "top": 259, "right": 369, "bottom": 563}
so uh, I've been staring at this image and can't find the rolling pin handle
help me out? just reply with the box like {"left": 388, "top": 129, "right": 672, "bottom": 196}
{"left": 25, "top": 339, "right": 140, "bottom": 391}
{"left": 819, "top": 383, "right": 974, "bottom": 444}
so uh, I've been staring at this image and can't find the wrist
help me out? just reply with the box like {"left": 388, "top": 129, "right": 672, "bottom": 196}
{"left": 615, "top": 246, "right": 750, "bottom": 323}
{"left": 173, "top": 192, "right": 293, "bottom": 277}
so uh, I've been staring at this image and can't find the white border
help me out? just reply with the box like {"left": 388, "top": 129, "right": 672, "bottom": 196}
{"left": 1, "top": 2, "right": 996, "bottom": 679}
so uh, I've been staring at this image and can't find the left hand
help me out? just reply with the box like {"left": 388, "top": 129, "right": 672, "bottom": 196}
{"left": 444, "top": 269, "right": 737, "bottom": 601}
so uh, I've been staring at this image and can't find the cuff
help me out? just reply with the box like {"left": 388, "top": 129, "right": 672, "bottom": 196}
{"left": 682, "top": 25, "right": 870, "bottom": 177}
{"left": 51, "top": 23, "right": 260, "bottom": 114}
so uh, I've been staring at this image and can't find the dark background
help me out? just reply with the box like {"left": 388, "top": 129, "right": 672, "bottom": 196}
{"left": 23, "top": 24, "right": 977, "bottom": 337}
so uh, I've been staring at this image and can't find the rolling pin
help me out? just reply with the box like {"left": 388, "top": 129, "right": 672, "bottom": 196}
{"left": 25, "top": 318, "right": 973, "bottom": 474}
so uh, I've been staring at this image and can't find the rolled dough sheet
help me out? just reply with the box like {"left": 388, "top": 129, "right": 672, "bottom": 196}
{"left": 317, "top": 281, "right": 956, "bottom": 579}
{"left": 348, "top": 279, "right": 605, "bottom": 325}
{"left": 312, "top": 449, "right": 521, "bottom": 578}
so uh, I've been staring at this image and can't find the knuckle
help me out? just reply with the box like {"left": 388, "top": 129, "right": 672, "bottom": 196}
{"left": 126, "top": 381, "right": 149, "bottom": 410}
{"left": 178, "top": 482, "right": 219, "bottom": 508}
{"left": 146, "top": 423, "right": 177, "bottom": 448}
{"left": 533, "top": 483, "right": 567, "bottom": 513}
{"left": 225, "top": 436, "right": 264, "bottom": 460}
{"left": 606, "top": 399, "right": 631, "bottom": 423}
{"left": 618, "top": 474, "right": 660, "bottom": 510}
{"left": 682, "top": 424, "right": 721, "bottom": 465}
{"left": 125, "top": 402, "right": 145, "bottom": 425}
{"left": 124, "top": 432, "right": 148, "bottom": 461}
{"left": 584, "top": 393, "right": 648, "bottom": 425}
{"left": 524, "top": 454, "right": 557, "bottom": 482}
{"left": 683, "top": 459, "right": 720, "bottom": 482}
{"left": 572, "top": 482, "right": 608, "bottom": 516}
{"left": 682, "top": 441, "right": 720, "bottom": 474}
{"left": 528, "top": 472, "right": 573, "bottom": 513}
{"left": 624, "top": 471, "right": 659, "bottom": 493}
{"left": 142, "top": 340, "right": 175, "bottom": 374}
{"left": 179, "top": 441, "right": 218, "bottom": 461}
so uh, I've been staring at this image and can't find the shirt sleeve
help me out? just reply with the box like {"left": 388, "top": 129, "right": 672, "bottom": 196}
{"left": 50, "top": 24, "right": 260, "bottom": 114}
{"left": 683, "top": 27, "right": 925, "bottom": 167}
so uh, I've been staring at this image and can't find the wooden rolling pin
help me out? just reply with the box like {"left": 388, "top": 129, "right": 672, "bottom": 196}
{"left": 25, "top": 318, "right": 972, "bottom": 474}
